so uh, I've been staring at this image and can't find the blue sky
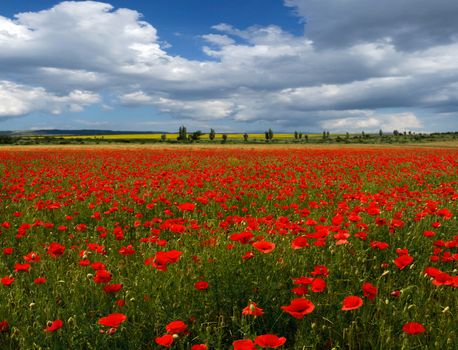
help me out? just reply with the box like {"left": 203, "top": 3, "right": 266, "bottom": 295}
{"left": 1, "top": 0, "right": 458, "bottom": 132}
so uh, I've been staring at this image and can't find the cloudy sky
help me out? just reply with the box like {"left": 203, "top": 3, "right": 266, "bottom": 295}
{"left": 1, "top": 0, "right": 457, "bottom": 132}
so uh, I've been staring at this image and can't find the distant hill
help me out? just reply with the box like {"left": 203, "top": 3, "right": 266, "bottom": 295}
{"left": 2, "top": 129, "right": 167, "bottom": 136}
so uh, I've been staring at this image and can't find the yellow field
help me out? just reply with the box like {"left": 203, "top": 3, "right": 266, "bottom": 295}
{"left": 56, "top": 133, "right": 322, "bottom": 140}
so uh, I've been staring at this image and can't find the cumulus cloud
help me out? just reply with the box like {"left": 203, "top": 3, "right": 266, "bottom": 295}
{"left": 0, "top": 1, "right": 457, "bottom": 131}
{"left": 0, "top": 80, "right": 99, "bottom": 117}
{"left": 320, "top": 112, "right": 422, "bottom": 132}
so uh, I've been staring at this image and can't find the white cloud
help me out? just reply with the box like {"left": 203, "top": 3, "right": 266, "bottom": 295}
{"left": 320, "top": 112, "right": 422, "bottom": 132}
{"left": 202, "top": 34, "right": 235, "bottom": 46}
{"left": 0, "top": 1, "right": 457, "bottom": 131}
{"left": 0, "top": 80, "right": 99, "bottom": 117}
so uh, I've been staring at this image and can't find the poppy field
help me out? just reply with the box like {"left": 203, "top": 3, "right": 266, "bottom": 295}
{"left": 0, "top": 146, "right": 457, "bottom": 349}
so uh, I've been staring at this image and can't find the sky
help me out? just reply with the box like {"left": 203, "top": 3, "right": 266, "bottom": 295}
{"left": 1, "top": 0, "right": 458, "bottom": 133}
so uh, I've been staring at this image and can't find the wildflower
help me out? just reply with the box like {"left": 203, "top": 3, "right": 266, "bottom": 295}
{"left": 34, "top": 277, "right": 47, "bottom": 284}
{"left": 191, "top": 344, "right": 208, "bottom": 350}
{"left": 103, "top": 284, "right": 123, "bottom": 293}
{"left": 242, "top": 302, "right": 264, "bottom": 317}
{"left": 0, "top": 320, "right": 9, "bottom": 333}
{"left": 165, "top": 320, "right": 187, "bottom": 335}
{"left": 362, "top": 282, "right": 378, "bottom": 300}
{"left": 233, "top": 339, "right": 256, "bottom": 350}
{"left": 394, "top": 255, "right": 414, "bottom": 270}
{"left": 254, "top": 334, "right": 287, "bottom": 348}
{"left": 93, "top": 270, "right": 111, "bottom": 284}
{"left": 44, "top": 319, "right": 63, "bottom": 332}
{"left": 252, "top": 240, "right": 275, "bottom": 254}
{"left": 155, "top": 334, "right": 174, "bottom": 348}
{"left": 341, "top": 296, "right": 363, "bottom": 311}
{"left": 1, "top": 276, "right": 14, "bottom": 286}
{"left": 47, "top": 242, "right": 65, "bottom": 257}
{"left": 281, "top": 298, "right": 315, "bottom": 319}
{"left": 402, "top": 322, "right": 426, "bottom": 335}
{"left": 194, "top": 281, "right": 209, "bottom": 290}
{"left": 98, "top": 313, "right": 127, "bottom": 328}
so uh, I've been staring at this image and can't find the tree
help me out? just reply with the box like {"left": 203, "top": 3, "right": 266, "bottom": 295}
{"left": 177, "top": 126, "right": 187, "bottom": 141}
{"left": 222, "top": 133, "right": 228, "bottom": 143}
{"left": 294, "top": 131, "right": 298, "bottom": 139}
{"left": 209, "top": 128, "right": 215, "bottom": 140}
{"left": 393, "top": 130, "right": 399, "bottom": 136}
{"left": 191, "top": 131, "right": 202, "bottom": 141}
{"left": 160, "top": 134, "right": 166, "bottom": 141}
{"left": 379, "top": 129, "right": 383, "bottom": 137}
{"left": 268, "top": 128, "right": 274, "bottom": 140}
{"left": 243, "top": 133, "right": 248, "bottom": 141}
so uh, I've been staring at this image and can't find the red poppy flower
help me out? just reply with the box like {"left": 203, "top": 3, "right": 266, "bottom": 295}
{"left": 242, "top": 302, "right": 264, "bottom": 317}
{"left": 311, "top": 265, "right": 329, "bottom": 277}
{"left": 230, "top": 231, "right": 254, "bottom": 244}
{"left": 155, "top": 334, "right": 174, "bottom": 348}
{"left": 177, "top": 202, "right": 195, "bottom": 212}
{"left": 402, "top": 322, "right": 426, "bottom": 335}
{"left": 423, "top": 230, "right": 436, "bottom": 237}
{"left": 93, "top": 270, "right": 111, "bottom": 284}
{"left": 341, "top": 296, "right": 363, "bottom": 311}
{"left": 254, "top": 334, "right": 287, "bottom": 348}
{"left": 3, "top": 248, "right": 13, "bottom": 255}
{"left": 194, "top": 281, "right": 209, "bottom": 290}
{"left": 233, "top": 339, "right": 256, "bottom": 350}
{"left": 47, "top": 242, "right": 65, "bottom": 257}
{"left": 311, "top": 278, "right": 326, "bottom": 293}
{"left": 115, "top": 299, "right": 126, "bottom": 307}
{"left": 34, "top": 277, "right": 47, "bottom": 284}
{"left": 98, "top": 313, "right": 127, "bottom": 328}
{"left": 281, "top": 298, "right": 315, "bottom": 319}
{"left": 23, "top": 252, "right": 40, "bottom": 263}
{"left": 242, "top": 251, "right": 255, "bottom": 260}
{"left": 148, "top": 250, "right": 183, "bottom": 271}
{"left": 361, "top": 282, "right": 378, "bottom": 300}
{"left": 394, "top": 255, "right": 414, "bottom": 270}
{"left": 370, "top": 241, "right": 389, "bottom": 250}
{"left": 291, "top": 286, "right": 308, "bottom": 296}
{"left": 103, "top": 283, "right": 123, "bottom": 293}
{"left": 252, "top": 240, "right": 276, "bottom": 254}
{"left": 44, "top": 319, "right": 63, "bottom": 332}
{"left": 165, "top": 320, "right": 187, "bottom": 335}
{"left": 0, "top": 320, "right": 9, "bottom": 333}
{"left": 191, "top": 344, "right": 208, "bottom": 350}
{"left": 1, "top": 276, "right": 14, "bottom": 286}
{"left": 118, "top": 245, "right": 136, "bottom": 256}
{"left": 14, "top": 263, "right": 31, "bottom": 272}
{"left": 91, "top": 262, "right": 106, "bottom": 271}
{"left": 291, "top": 236, "right": 309, "bottom": 249}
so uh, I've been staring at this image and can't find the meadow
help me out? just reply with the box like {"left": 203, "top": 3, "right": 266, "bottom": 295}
{"left": 0, "top": 146, "right": 456, "bottom": 349}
